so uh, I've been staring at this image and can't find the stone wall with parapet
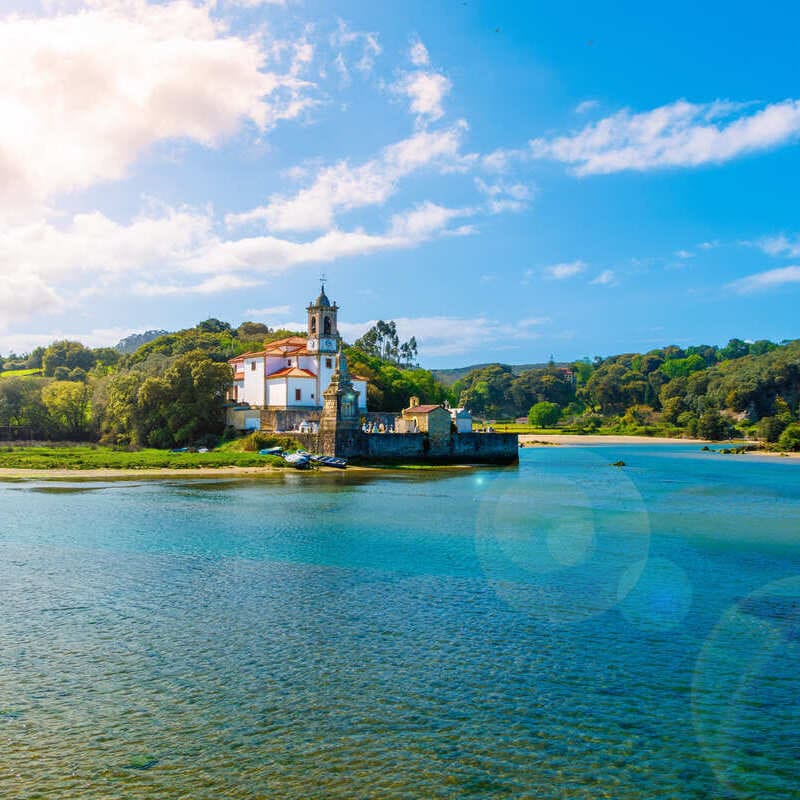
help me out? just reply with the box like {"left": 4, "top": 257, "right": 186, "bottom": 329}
{"left": 259, "top": 408, "right": 320, "bottom": 432}
{"left": 289, "top": 430, "right": 518, "bottom": 464}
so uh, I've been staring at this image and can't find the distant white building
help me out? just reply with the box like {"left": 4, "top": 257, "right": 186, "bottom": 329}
{"left": 228, "top": 284, "right": 368, "bottom": 414}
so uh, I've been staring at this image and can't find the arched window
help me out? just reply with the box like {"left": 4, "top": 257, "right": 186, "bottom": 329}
{"left": 310, "top": 317, "right": 317, "bottom": 334}
{"left": 324, "top": 316, "right": 332, "bottom": 336}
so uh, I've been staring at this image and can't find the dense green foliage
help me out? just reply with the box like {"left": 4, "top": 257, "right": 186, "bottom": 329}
{"left": 345, "top": 346, "right": 448, "bottom": 411}
{"left": 527, "top": 401, "right": 561, "bottom": 427}
{"left": 3, "top": 323, "right": 800, "bottom": 449}
{"left": 451, "top": 338, "right": 800, "bottom": 443}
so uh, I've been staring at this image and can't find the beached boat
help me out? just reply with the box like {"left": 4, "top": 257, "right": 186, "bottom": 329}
{"left": 259, "top": 447, "right": 284, "bottom": 456}
{"left": 284, "top": 452, "right": 311, "bottom": 469}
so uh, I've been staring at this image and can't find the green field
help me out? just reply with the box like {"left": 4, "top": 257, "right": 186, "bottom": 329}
{"left": 0, "top": 368, "right": 43, "bottom": 378}
{"left": 0, "top": 445, "right": 285, "bottom": 470}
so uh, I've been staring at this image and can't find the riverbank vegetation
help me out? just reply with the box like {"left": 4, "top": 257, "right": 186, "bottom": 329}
{"left": 3, "top": 322, "right": 800, "bottom": 452}
{"left": 454, "top": 338, "right": 800, "bottom": 449}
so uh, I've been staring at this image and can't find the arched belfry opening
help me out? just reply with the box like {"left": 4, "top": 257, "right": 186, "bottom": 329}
{"left": 306, "top": 278, "right": 339, "bottom": 354}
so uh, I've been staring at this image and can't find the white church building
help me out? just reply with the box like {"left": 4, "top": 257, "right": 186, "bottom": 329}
{"left": 228, "top": 285, "right": 368, "bottom": 422}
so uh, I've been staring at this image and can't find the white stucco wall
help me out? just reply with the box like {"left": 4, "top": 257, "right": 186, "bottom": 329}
{"left": 266, "top": 379, "right": 287, "bottom": 407}
{"left": 243, "top": 357, "right": 265, "bottom": 406}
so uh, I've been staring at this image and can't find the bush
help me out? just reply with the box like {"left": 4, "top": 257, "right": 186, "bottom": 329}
{"left": 239, "top": 432, "right": 303, "bottom": 452}
{"left": 697, "top": 408, "right": 730, "bottom": 441}
{"left": 758, "top": 415, "right": 789, "bottom": 443}
{"left": 778, "top": 423, "right": 800, "bottom": 451}
{"left": 527, "top": 401, "right": 561, "bottom": 428}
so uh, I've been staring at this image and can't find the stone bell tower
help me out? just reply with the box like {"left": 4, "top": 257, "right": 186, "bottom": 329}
{"left": 306, "top": 279, "right": 339, "bottom": 354}
{"left": 318, "top": 347, "right": 362, "bottom": 457}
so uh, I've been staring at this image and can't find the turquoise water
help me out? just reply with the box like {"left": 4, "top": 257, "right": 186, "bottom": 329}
{"left": 1, "top": 444, "right": 799, "bottom": 798}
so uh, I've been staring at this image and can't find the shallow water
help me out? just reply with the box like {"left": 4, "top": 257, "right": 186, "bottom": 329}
{"left": 0, "top": 444, "right": 798, "bottom": 798}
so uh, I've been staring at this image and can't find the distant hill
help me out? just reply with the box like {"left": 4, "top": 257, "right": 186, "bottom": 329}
{"left": 433, "top": 362, "right": 563, "bottom": 386}
{"left": 115, "top": 330, "right": 170, "bottom": 354}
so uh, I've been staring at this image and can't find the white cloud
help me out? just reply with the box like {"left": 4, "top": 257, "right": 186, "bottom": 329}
{"left": 329, "top": 18, "right": 381, "bottom": 75}
{"left": 339, "top": 315, "right": 549, "bottom": 358}
{"left": 757, "top": 234, "right": 800, "bottom": 258}
{"left": 591, "top": 269, "right": 616, "bottom": 286}
{"left": 389, "top": 202, "right": 473, "bottom": 239}
{"left": 530, "top": 99, "right": 800, "bottom": 175}
{"left": 0, "top": 0, "right": 315, "bottom": 216}
{"left": 545, "top": 260, "right": 587, "bottom": 280}
{"left": 394, "top": 70, "right": 452, "bottom": 122}
{"left": 475, "top": 178, "right": 532, "bottom": 213}
{"left": 699, "top": 240, "right": 721, "bottom": 250}
{"left": 575, "top": 100, "right": 599, "bottom": 114}
{"left": 244, "top": 304, "right": 292, "bottom": 318}
{"left": 134, "top": 275, "right": 261, "bottom": 296}
{"left": 728, "top": 266, "right": 800, "bottom": 294}
{"left": 0, "top": 273, "right": 63, "bottom": 329}
{"left": 480, "top": 147, "right": 528, "bottom": 173}
{"left": 409, "top": 38, "right": 430, "bottom": 66}
{"left": 226, "top": 122, "right": 469, "bottom": 232}
{"left": 674, "top": 249, "right": 695, "bottom": 259}
{"left": 226, "top": 0, "right": 287, "bottom": 7}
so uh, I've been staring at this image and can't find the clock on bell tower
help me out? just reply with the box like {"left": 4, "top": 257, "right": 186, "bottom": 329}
{"left": 306, "top": 278, "right": 339, "bottom": 354}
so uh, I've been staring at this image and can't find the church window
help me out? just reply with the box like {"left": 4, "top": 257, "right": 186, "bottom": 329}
{"left": 324, "top": 316, "right": 331, "bottom": 336}
{"left": 325, "top": 357, "right": 332, "bottom": 368}
{"left": 295, "top": 388, "right": 302, "bottom": 401}
{"left": 250, "top": 362, "right": 256, "bottom": 371}
{"left": 287, "top": 359, "right": 292, "bottom": 366}
{"left": 310, "top": 317, "right": 317, "bottom": 334}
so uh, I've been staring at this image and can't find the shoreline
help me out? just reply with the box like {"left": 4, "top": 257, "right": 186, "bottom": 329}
{"left": 519, "top": 433, "right": 800, "bottom": 459}
{"left": 518, "top": 433, "right": 711, "bottom": 445}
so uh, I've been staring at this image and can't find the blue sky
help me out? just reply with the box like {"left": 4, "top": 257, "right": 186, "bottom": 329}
{"left": 1, "top": 0, "right": 799, "bottom": 367}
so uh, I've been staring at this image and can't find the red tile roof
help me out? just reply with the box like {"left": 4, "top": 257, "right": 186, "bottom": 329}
{"left": 264, "top": 336, "right": 309, "bottom": 355}
{"left": 268, "top": 367, "right": 316, "bottom": 379}
{"left": 405, "top": 404, "right": 444, "bottom": 414}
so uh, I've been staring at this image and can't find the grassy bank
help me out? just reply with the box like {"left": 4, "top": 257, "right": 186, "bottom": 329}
{"left": 0, "top": 445, "right": 284, "bottom": 470}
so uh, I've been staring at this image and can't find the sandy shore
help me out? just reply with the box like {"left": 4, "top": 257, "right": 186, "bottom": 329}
{"left": 519, "top": 434, "right": 800, "bottom": 459}
{"left": 519, "top": 434, "right": 710, "bottom": 445}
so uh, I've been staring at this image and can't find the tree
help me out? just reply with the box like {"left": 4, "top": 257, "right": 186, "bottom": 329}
{"left": 778, "top": 423, "right": 800, "bottom": 451}
{"left": 697, "top": 408, "right": 730, "bottom": 441}
{"left": 527, "top": 401, "right": 561, "bottom": 428}
{"left": 42, "top": 340, "right": 94, "bottom": 376}
{"left": 42, "top": 381, "right": 92, "bottom": 438}
{"left": 720, "top": 338, "right": 749, "bottom": 360}
{"left": 197, "top": 318, "right": 232, "bottom": 334}
{"left": 236, "top": 321, "right": 272, "bottom": 339}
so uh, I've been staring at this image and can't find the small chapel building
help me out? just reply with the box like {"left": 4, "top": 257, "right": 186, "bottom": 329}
{"left": 227, "top": 284, "right": 368, "bottom": 431}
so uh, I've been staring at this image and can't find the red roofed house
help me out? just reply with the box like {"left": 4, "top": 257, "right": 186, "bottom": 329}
{"left": 228, "top": 284, "right": 368, "bottom": 426}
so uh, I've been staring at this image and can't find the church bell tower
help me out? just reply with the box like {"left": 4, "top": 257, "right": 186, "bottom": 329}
{"left": 306, "top": 279, "right": 339, "bottom": 354}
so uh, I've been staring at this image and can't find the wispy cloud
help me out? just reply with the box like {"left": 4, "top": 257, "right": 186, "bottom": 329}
{"left": 530, "top": 99, "right": 800, "bottom": 175}
{"left": 134, "top": 275, "right": 261, "bottom": 297}
{"left": 575, "top": 99, "right": 599, "bottom": 114}
{"left": 756, "top": 234, "right": 800, "bottom": 258}
{"left": 393, "top": 70, "right": 452, "bottom": 122}
{"left": 728, "top": 266, "right": 800, "bottom": 294}
{"left": 226, "top": 122, "right": 469, "bottom": 233}
{"left": 409, "top": 37, "right": 429, "bottom": 66}
{"left": 475, "top": 178, "right": 532, "bottom": 214}
{"left": 591, "top": 269, "right": 616, "bottom": 286}
{"left": 339, "top": 315, "right": 549, "bottom": 357}
{"left": 674, "top": 249, "right": 694, "bottom": 259}
{"left": 545, "top": 260, "right": 587, "bottom": 280}
{"left": 244, "top": 304, "right": 292, "bottom": 318}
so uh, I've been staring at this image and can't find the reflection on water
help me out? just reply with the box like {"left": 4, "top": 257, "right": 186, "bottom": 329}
{"left": 0, "top": 444, "right": 799, "bottom": 798}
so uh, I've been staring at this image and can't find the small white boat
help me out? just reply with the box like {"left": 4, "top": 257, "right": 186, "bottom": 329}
{"left": 284, "top": 452, "right": 311, "bottom": 469}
